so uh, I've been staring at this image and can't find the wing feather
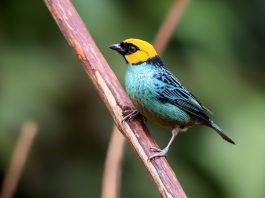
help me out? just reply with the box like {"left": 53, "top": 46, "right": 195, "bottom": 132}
{"left": 153, "top": 70, "right": 210, "bottom": 122}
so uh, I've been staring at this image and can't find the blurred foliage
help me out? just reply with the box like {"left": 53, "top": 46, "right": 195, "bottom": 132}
{"left": 0, "top": 0, "right": 265, "bottom": 197}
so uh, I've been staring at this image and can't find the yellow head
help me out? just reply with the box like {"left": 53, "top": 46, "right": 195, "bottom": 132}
{"left": 109, "top": 38, "right": 158, "bottom": 64}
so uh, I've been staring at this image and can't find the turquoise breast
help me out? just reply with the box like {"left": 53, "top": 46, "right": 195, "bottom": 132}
{"left": 125, "top": 63, "right": 193, "bottom": 128}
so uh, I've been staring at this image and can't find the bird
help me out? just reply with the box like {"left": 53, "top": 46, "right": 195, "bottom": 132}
{"left": 109, "top": 38, "right": 235, "bottom": 160}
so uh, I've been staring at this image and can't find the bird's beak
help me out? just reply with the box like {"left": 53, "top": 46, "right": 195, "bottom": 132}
{"left": 109, "top": 43, "right": 125, "bottom": 54}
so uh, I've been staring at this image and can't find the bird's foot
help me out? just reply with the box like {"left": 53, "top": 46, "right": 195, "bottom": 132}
{"left": 148, "top": 147, "right": 169, "bottom": 161}
{"left": 150, "top": 147, "right": 162, "bottom": 152}
{"left": 122, "top": 107, "right": 140, "bottom": 122}
{"left": 148, "top": 127, "right": 180, "bottom": 161}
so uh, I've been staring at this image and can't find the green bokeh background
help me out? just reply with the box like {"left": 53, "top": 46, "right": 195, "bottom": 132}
{"left": 1, "top": 0, "right": 265, "bottom": 197}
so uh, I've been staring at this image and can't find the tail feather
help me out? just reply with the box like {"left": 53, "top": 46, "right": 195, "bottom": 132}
{"left": 209, "top": 121, "right": 235, "bottom": 144}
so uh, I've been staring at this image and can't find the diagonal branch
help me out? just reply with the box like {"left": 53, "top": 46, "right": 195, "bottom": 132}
{"left": 1, "top": 121, "right": 38, "bottom": 198}
{"left": 44, "top": 0, "right": 187, "bottom": 197}
{"left": 153, "top": 0, "right": 190, "bottom": 54}
{"left": 101, "top": 1, "right": 190, "bottom": 197}
{"left": 101, "top": 127, "right": 125, "bottom": 198}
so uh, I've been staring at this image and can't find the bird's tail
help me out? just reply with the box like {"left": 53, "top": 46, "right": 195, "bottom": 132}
{"left": 208, "top": 121, "right": 235, "bottom": 144}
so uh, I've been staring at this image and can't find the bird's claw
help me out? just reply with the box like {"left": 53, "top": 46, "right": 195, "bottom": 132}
{"left": 149, "top": 147, "right": 162, "bottom": 152}
{"left": 148, "top": 147, "right": 168, "bottom": 161}
{"left": 122, "top": 107, "right": 140, "bottom": 123}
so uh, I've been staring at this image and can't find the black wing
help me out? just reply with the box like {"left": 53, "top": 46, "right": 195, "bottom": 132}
{"left": 153, "top": 70, "right": 211, "bottom": 123}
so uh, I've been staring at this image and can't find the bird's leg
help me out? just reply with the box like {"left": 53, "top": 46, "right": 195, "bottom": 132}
{"left": 122, "top": 107, "right": 140, "bottom": 122}
{"left": 148, "top": 127, "right": 180, "bottom": 160}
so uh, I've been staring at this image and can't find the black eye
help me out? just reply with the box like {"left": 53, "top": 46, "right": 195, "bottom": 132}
{"left": 128, "top": 45, "right": 138, "bottom": 54}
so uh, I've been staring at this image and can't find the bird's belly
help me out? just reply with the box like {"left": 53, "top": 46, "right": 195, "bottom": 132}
{"left": 132, "top": 98, "right": 193, "bottom": 128}
{"left": 133, "top": 101, "right": 176, "bottom": 128}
